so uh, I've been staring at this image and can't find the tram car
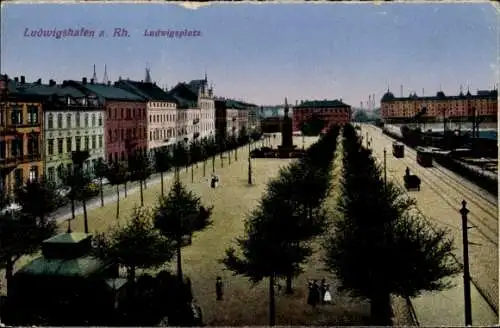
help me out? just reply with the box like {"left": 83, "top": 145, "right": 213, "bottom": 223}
{"left": 404, "top": 167, "right": 421, "bottom": 191}
{"left": 392, "top": 142, "right": 404, "bottom": 158}
{"left": 416, "top": 147, "right": 433, "bottom": 167}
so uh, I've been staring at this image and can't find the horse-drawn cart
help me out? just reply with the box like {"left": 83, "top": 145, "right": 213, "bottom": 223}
{"left": 404, "top": 167, "right": 421, "bottom": 191}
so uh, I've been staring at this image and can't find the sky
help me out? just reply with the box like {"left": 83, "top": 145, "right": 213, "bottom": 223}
{"left": 1, "top": 2, "right": 498, "bottom": 107}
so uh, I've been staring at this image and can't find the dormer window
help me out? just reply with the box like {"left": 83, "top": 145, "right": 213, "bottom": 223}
{"left": 67, "top": 97, "right": 71, "bottom": 105}
{"left": 82, "top": 97, "right": 87, "bottom": 106}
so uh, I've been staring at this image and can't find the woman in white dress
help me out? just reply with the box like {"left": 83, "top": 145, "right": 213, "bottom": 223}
{"left": 323, "top": 284, "right": 332, "bottom": 304}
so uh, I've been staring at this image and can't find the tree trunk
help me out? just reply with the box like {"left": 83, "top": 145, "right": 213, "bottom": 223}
{"left": 285, "top": 274, "right": 293, "bottom": 294}
{"left": 191, "top": 165, "right": 194, "bottom": 183}
{"left": 124, "top": 181, "right": 128, "bottom": 198}
{"left": 370, "top": 291, "right": 392, "bottom": 326}
{"left": 176, "top": 242, "right": 183, "bottom": 283}
{"left": 229, "top": 151, "right": 231, "bottom": 165}
{"left": 269, "top": 275, "right": 276, "bottom": 326}
{"left": 139, "top": 180, "right": 144, "bottom": 206}
{"left": 235, "top": 147, "right": 238, "bottom": 161}
{"left": 212, "top": 156, "right": 215, "bottom": 173}
{"left": 99, "top": 177, "right": 104, "bottom": 207}
{"left": 203, "top": 160, "right": 206, "bottom": 177}
{"left": 116, "top": 185, "right": 120, "bottom": 219}
{"left": 83, "top": 198, "right": 88, "bottom": 233}
{"left": 5, "top": 258, "right": 14, "bottom": 297}
{"left": 71, "top": 198, "right": 75, "bottom": 219}
{"left": 144, "top": 176, "right": 147, "bottom": 189}
{"left": 160, "top": 171, "right": 164, "bottom": 197}
{"left": 220, "top": 153, "right": 224, "bottom": 168}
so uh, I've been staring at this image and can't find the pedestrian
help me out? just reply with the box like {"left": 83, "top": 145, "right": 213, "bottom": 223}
{"left": 215, "top": 276, "right": 223, "bottom": 301}
{"left": 306, "top": 281, "right": 314, "bottom": 306}
{"left": 323, "top": 284, "right": 332, "bottom": 304}
{"left": 311, "top": 280, "right": 319, "bottom": 307}
{"left": 320, "top": 279, "right": 326, "bottom": 304}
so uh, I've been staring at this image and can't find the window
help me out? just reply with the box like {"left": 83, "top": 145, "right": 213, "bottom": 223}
{"left": 28, "top": 105, "right": 38, "bottom": 124}
{"left": 55, "top": 138, "right": 63, "bottom": 154}
{"left": 66, "top": 137, "right": 72, "bottom": 153}
{"left": 47, "top": 114, "right": 54, "bottom": 129}
{"left": 92, "top": 135, "right": 96, "bottom": 149}
{"left": 75, "top": 136, "right": 81, "bottom": 151}
{"left": 91, "top": 114, "right": 96, "bottom": 127}
{"left": 98, "top": 115, "right": 103, "bottom": 126}
{"left": 47, "top": 167, "right": 55, "bottom": 182}
{"left": 14, "top": 168, "right": 23, "bottom": 187}
{"left": 75, "top": 112, "right": 81, "bottom": 128}
{"left": 27, "top": 133, "right": 39, "bottom": 156}
{"left": 66, "top": 114, "right": 72, "bottom": 128}
{"left": 67, "top": 97, "right": 71, "bottom": 105}
{"left": 0, "top": 141, "right": 4, "bottom": 159}
{"left": 127, "top": 108, "right": 131, "bottom": 119}
{"left": 108, "top": 154, "right": 113, "bottom": 163}
{"left": 11, "top": 137, "right": 22, "bottom": 157}
{"left": 0, "top": 109, "right": 3, "bottom": 125}
{"left": 99, "top": 135, "right": 103, "bottom": 148}
{"left": 29, "top": 166, "right": 38, "bottom": 182}
{"left": 57, "top": 114, "right": 63, "bottom": 128}
{"left": 10, "top": 105, "right": 22, "bottom": 125}
{"left": 85, "top": 114, "right": 89, "bottom": 127}
{"left": 108, "top": 129, "right": 112, "bottom": 143}
{"left": 48, "top": 139, "right": 54, "bottom": 156}
{"left": 84, "top": 136, "right": 89, "bottom": 150}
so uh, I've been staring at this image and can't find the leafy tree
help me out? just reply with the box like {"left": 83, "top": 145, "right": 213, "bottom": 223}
{"left": 173, "top": 142, "right": 188, "bottom": 179}
{"left": 94, "top": 158, "right": 108, "bottom": 207}
{"left": 154, "top": 147, "right": 173, "bottom": 198}
{"left": 353, "top": 110, "right": 370, "bottom": 122}
{"left": 128, "top": 150, "right": 151, "bottom": 207}
{"left": 301, "top": 114, "right": 325, "bottom": 136}
{"left": 200, "top": 139, "right": 207, "bottom": 177}
{"left": 14, "top": 178, "right": 66, "bottom": 224}
{"left": 154, "top": 179, "right": 213, "bottom": 282}
{"left": 61, "top": 168, "right": 93, "bottom": 233}
{"left": 221, "top": 203, "right": 308, "bottom": 326}
{"left": 104, "top": 162, "right": 127, "bottom": 219}
{"left": 323, "top": 124, "right": 461, "bottom": 325}
{"left": 238, "top": 125, "right": 249, "bottom": 146}
{"left": 93, "top": 206, "right": 174, "bottom": 294}
{"left": 0, "top": 209, "right": 57, "bottom": 295}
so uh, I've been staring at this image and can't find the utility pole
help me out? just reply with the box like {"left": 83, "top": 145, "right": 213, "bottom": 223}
{"left": 460, "top": 200, "right": 472, "bottom": 327}
{"left": 383, "top": 148, "right": 387, "bottom": 191}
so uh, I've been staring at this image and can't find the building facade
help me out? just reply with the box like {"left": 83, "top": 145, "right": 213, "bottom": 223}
{"left": 0, "top": 75, "right": 44, "bottom": 196}
{"left": 41, "top": 84, "right": 106, "bottom": 184}
{"left": 68, "top": 79, "right": 148, "bottom": 163}
{"left": 380, "top": 88, "right": 498, "bottom": 123}
{"left": 292, "top": 99, "right": 352, "bottom": 132}
{"left": 114, "top": 80, "right": 178, "bottom": 155}
{"left": 168, "top": 76, "right": 216, "bottom": 143}
{"left": 214, "top": 99, "right": 252, "bottom": 142}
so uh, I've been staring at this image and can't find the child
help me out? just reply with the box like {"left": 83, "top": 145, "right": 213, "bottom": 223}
{"left": 323, "top": 284, "right": 332, "bottom": 304}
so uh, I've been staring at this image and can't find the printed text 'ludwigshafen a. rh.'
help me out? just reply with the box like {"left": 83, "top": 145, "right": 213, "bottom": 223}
{"left": 23, "top": 27, "right": 202, "bottom": 39}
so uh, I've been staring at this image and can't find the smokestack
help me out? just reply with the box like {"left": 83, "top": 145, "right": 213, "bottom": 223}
{"left": 400, "top": 84, "right": 403, "bottom": 97}
{"left": 82, "top": 77, "right": 87, "bottom": 84}
{"left": 422, "top": 88, "right": 424, "bottom": 96}
{"left": 20, "top": 76, "right": 25, "bottom": 84}
{"left": 360, "top": 101, "right": 363, "bottom": 109}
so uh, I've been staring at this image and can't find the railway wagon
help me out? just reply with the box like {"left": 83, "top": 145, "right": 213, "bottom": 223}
{"left": 392, "top": 142, "right": 404, "bottom": 158}
{"left": 416, "top": 147, "right": 433, "bottom": 167}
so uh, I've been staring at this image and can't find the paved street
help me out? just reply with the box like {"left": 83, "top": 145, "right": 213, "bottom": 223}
{"left": 360, "top": 124, "right": 498, "bottom": 325}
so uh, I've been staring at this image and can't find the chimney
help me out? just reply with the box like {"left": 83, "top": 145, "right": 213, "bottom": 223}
{"left": 36, "top": 78, "right": 41, "bottom": 85}
{"left": 20, "top": 76, "right": 25, "bottom": 84}
{"left": 82, "top": 77, "right": 87, "bottom": 84}
{"left": 14, "top": 77, "right": 19, "bottom": 83}
{"left": 49, "top": 79, "right": 56, "bottom": 86}
{"left": 90, "top": 78, "right": 95, "bottom": 84}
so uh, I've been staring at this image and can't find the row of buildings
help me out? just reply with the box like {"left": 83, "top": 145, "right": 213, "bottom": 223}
{"left": 0, "top": 71, "right": 259, "bottom": 194}
{"left": 380, "top": 88, "right": 498, "bottom": 123}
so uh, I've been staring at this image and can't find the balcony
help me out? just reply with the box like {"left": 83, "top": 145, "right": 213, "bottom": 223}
{"left": 0, "top": 153, "right": 42, "bottom": 167}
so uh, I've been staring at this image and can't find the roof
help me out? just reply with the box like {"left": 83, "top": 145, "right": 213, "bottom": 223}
{"left": 68, "top": 81, "right": 146, "bottom": 101}
{"left": 295, "top": 100, "right": 350, "bottom": 108}
{"left": 115, "top": 80, "right": 177, "bottom": 102}
{"left": 43, "top": 232, "right": 90, "bottom": 244}
{"left": 168, "top": 83, "right": 199, "bottom": 108}
{"left": 187, "top": 79, "right": 207, "bottom": 94}
{"left": 382, "top": 89, "right": 498, "bottom": 102}
{"left": 16, "top": 256, "right": 108, "bottom": 277}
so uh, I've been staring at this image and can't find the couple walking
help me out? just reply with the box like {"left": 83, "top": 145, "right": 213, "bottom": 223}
{"left": 307, "top": 279, "right": 332, "bottom": 307}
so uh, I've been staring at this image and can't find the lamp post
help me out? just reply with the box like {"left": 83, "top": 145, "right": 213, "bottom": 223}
{"left": 460, "top": 200, "right": 472, "bottom": 327}
{"left": 383, "top": 148, "right": 387, "bottom": 191}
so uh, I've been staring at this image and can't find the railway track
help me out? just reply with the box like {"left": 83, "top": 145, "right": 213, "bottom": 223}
{"left": 362, "top": 124, "right": 499, "bottom": 314}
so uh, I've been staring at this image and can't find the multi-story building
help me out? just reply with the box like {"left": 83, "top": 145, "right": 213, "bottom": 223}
{"left": 292, "top": 99, "right": 352, "bottom": 132}
{"left": 169, "top": 75, "right": 216, "bottom": 143}
{"left": 67, "top": 78, "right": 148, "bottom": 163}
{"left": 380, "top": 88, "right": 498, "bottom": 124}
{"left": 214, "top": 99, "right": 253, "bottom": 142}
{"left": 248, "top": 106, "right": 261, "bottom": 132}
{"left": 37, "top": 82, "right": 106, "bottom": 184}
{"left": 114, "top": 79, "right": 178, "bottom": 156}
{"left": 0, "top": 75, "right": 44, "bottom": 196}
